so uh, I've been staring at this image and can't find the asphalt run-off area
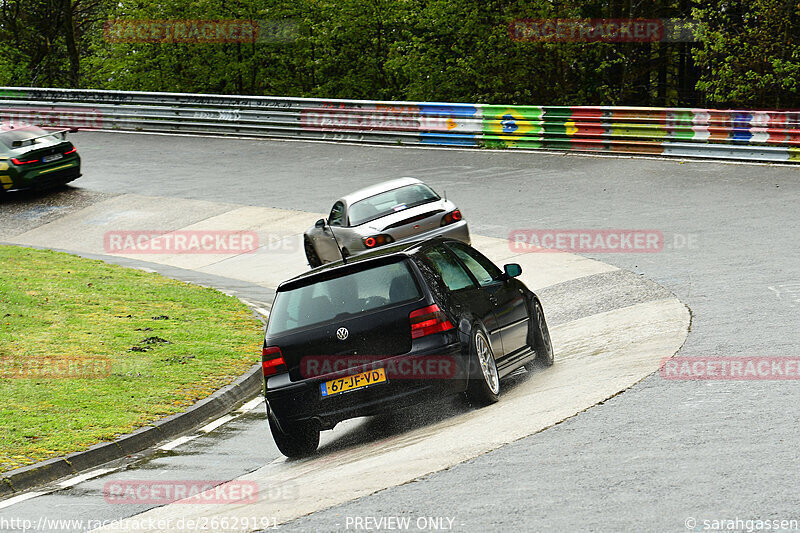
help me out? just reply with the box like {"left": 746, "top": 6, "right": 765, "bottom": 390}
{"left": 1, "top": 131, "right": 798, "bottom": 532}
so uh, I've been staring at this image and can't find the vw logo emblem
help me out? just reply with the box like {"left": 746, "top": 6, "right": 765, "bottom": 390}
{"left": 336, "top": 327, "right": 349, "bottom": 341}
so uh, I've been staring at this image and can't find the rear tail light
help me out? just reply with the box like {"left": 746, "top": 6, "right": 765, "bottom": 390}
{"left": 64, "top": 147, "right": 77, "bottom": 155}
{"left": 363, "top": 234, "right": 394, "bottom": 248}
{"left": 262, "top": 346, "right": 287, "bottom": 376}
{"left": 410, "top": 304, "right": 455, "bottom": 339}
{"left": 440, "top": 209, "right": 463, "bottom": 226}
{"left": 11, "top": 157, "right": 38, "bottom": 165}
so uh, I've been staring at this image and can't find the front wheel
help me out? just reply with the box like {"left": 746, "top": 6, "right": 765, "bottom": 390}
{"left": 465, "top": 328, "right": 500, "bottom": 406}
{"left": 526, "top": 299, "right": 554, "bottom": 370}
{"left": 269, "top": 417, "right": 320, "bottom": 458}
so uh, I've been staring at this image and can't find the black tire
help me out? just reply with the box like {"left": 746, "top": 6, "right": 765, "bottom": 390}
{"left": 304, "top": 237, "right": 322, "bottom": 268}
{"left": 526, "top": 299, "right": 554, "bottom": 370}
{"left": 269, "top": 417, "right": 320, "bottom": 458}
{"left": 465, "top": 328, "right": 500, "bottom": 406}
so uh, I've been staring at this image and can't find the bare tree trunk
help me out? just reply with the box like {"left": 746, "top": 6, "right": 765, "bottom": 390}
{"left": 657, "top": 43, "right": 667, "bottom": 106}
{"left": 62, "top": 0, "right": 80, "bottom": 88}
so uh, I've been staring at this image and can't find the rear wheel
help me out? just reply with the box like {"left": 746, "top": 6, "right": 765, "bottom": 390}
{"left": 525, "top": 300, "right": 554, "bottom": 370}
{"left": 304, "top": 238, "right": 322, "bottom": 268}
{"left": 465, "top": 328, "right": 500, "bottom": 406}
{"left": 269, "top": 417, "right": 320, "bottom": 458}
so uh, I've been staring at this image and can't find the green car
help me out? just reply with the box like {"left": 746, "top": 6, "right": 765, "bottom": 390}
{"left": 0, "top": 126, "right": 81, "bottom": 194}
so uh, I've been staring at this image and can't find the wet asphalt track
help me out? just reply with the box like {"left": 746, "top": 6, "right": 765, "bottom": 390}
{"left": 2, "top": 131, "right": 800, "bottom": 532}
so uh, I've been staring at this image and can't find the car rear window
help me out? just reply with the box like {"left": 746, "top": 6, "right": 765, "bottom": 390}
{"left": 0, "top": 126, "right": 51, "bottom": 148}
{"left": 348, "top": 184, "right": 439, "bottom": 226}
{"left": 267, "top": 260, "right": 422, "bottom": 335}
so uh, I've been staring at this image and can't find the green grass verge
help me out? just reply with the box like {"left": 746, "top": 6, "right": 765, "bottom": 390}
{"left": 0, "top": 245, "right": 264, "bottom": 473}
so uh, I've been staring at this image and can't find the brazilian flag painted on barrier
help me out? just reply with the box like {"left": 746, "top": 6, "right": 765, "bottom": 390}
{"left": 538, "top": 107, "right": 568, "bottom": 150}
{"left": 482, "top": 105, "right": 544, "bottom": 148}
{"left": 565, "top": 107, "right": 607, "bottom": 152}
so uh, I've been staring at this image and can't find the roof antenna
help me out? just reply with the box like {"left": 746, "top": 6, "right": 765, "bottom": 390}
{"left": 326, "top": 220, "right": 347, "bottom": 264}
{"left": 444, "top": 189, "right": 447, "bottom": 202}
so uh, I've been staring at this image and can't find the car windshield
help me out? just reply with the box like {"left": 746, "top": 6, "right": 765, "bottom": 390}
{"left": 267, "top": 260, "right": 422, "bottom": 336}
{"left": 348, "top": 184, "right": 440, "bottom": 226}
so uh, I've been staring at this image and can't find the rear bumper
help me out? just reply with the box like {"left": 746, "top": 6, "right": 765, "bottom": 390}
{"left": 346, "top": 221, "right": 470, "bottom": 257}
{"left": 29, "top": 167, "right": 81, "bottom": 191}
{"left": 265, "top": 338, "right": 468, "bottom": 431}
{"left": 1, "top": 158, "right": 81, "bottom": 192}
{"left": 396, "top": 219, "right": 470, "bottom": 246}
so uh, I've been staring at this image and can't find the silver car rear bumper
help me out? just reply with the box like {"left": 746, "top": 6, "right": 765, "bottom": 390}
{"left": 389, "top": 219, "right": 470, "bottom": 247}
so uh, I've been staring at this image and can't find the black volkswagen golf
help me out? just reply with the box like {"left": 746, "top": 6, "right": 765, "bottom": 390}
{"left": 262, "top": 238, "right": 554, "bottom": 457}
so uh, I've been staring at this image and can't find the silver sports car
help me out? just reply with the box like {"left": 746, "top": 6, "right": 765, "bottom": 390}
{"left": 304, "top": 177, "right": 470, "bottom": 267}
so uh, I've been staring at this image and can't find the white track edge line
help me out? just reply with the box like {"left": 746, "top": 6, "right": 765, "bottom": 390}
{"left": 0, "top": 491, "right": 46, "bottom": 510}
{"left": 57, "top": 467, "right": 117, "bottom": 488}
{"left": 198, "top": 414, "right": 236, "bottom": 433}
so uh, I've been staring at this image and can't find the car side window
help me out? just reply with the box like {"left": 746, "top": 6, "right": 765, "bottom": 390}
{"left": 329, "top": 201, "right": 345, "bottom": 227}
{"left": 422, "top": 247, "right": 475, "bottom": 292}
{"left": 447, "top": 242, "right": 502, "bottom": 287}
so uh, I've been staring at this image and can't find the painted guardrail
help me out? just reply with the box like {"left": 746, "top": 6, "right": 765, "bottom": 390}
{"left": 1, "top": 87, "right": 799, "bottom": 162}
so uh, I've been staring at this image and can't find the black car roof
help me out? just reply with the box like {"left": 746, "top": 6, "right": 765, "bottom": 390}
{"left": 277, "top": 237, "right": 452, "bottom": 291}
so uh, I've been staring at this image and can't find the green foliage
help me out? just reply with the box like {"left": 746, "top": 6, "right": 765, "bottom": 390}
{"left": 1, "top": 0, "right": 798, "bottom": 109}
{"left": 692, "top": 0, "right": 800, "bottom": 108}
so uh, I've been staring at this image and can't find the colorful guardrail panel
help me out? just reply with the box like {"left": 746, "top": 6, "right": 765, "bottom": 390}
{"left": 2, "top": 87, "right": 799, "bottom": 162}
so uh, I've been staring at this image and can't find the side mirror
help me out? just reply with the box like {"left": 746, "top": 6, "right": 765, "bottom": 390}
{"left": 315, "top": 218, "right": 326, "bottom": 229}
{"left": 504, "top": 263, "right": 522, "bottom": 278}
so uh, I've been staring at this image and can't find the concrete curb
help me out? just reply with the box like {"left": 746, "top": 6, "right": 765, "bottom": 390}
{"left": 1, "top": 363, "right": 262, "bottom": 496}
{"left": 1, "top": 478, "right": 14, "bottom": 498}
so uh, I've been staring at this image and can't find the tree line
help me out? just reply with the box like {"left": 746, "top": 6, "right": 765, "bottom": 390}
{"left": 0, "top": 0, "right": 797, "bottom": 109}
